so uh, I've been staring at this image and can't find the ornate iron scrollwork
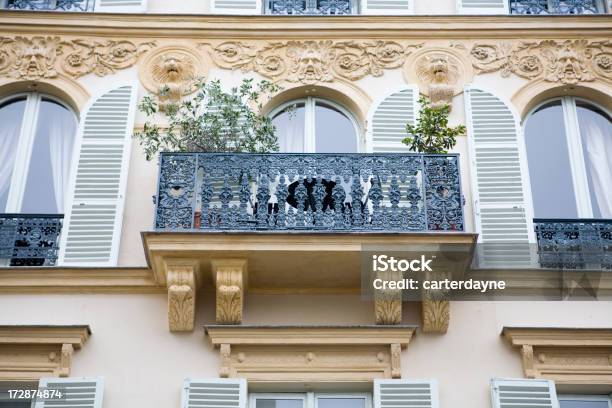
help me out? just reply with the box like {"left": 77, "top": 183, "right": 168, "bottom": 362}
{"left": 535, "top": 219, "right": 612, "bottom": 270}
{"left": 0, "top": 214, "right": 63, "bottom": 266}
{"left": 155, "top": 152, "right": 464, "bottom": 233}
{"left": 267, "top": 0, "right": 352, "bottom": 14}
{"left": 510, "top": 0, "right": 600, "bottom": 14}
{"left": 4, "top": 0, "right": 94, "bottom": 11}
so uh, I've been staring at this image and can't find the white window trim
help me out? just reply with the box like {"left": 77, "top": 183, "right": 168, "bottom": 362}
{"left": 0, "top": 93, "right": 77, "bottom": 214}
{"left": 250, "top": 392, "right": 372, "bottom": 408}
{"left": 524, "top": 96, "right": 612, "bottom": 219}
{"left": 558, "top": 394, "right": 612, "bottom": 408}
{"left": 270, "top": 97, "right": 362, "bottom": 153}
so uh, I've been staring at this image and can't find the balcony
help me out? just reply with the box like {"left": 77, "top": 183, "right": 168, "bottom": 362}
{"left": 265, "top": 0, "right": 355, "bottom": 14}
{"left": 509, "top": 0, "right": 605, "bottom": 14}
{"left": 154, "top": 152, "right": 464, "bottom": 233}
{"left": 0, "top": 214, "right": 63, "bottom": 267}
{"left": 1, "top": 0, "right": 94, "bottom": 11}
{"left": 535, "top": 219, "right": 612, "bottom": 270}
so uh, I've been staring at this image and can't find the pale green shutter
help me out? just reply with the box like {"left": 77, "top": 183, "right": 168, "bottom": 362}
{"left": 212, "top": 0, "right": 261, "bottom": 14}
{"left": 457, "top": 0, "right": 508, "bottom": 13}
{"left": 362, "top": 0, "right": 413, "bottom": 14}
{"left": 374, "top": 379, "right": 439, "bottom": 408}
{"left": 465, "top": 86, "right": 536, "bottom": 267}
{"left": 182, "top": 378, "right": 247, "bottom": 408}
{"left": 35, "top": 377, "right": 104, "bottom": 408}
{"left": 94, "top": 0, "right": 147, "bottom": 12}
{"left": 59, "top": 84, "right": 138, "bottom": 266}
{"left": 491, "top": 378, "right": 559, "bottom": 408}
{"left": 368, "top": 86, "right": 419, "bottom": 153}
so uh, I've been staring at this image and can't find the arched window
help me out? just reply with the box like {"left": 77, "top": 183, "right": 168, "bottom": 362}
{"left": 524, "top": 97, "right": 612, "bottom": 219}
{"left": 271, "top": 97, "right": 359, "bottom": 153}
{"left": 0, "top": 93, "right": 77, "bottom": 214}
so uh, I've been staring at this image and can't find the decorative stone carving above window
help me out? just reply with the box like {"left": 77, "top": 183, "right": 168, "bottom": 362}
{"left": 199, "top": 40, "right": 422, "bottom": 84}
{"left": 467, "top": 39, "right": 612, "bottom": 85}
{"left": 0, "top": 36, "right": 155, "bottom": 80}
{"left": 0, "top": 326, "right": 90, "bottom": 380}
{"left": 503, "top": 327, "right": 612, "bottom": 385}
{"left": 205, "top": 325, "right": 416, "bottom": 383}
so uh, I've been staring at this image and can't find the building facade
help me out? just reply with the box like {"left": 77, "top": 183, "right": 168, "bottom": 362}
{"left": 0, "top": 1, "right": 611, "bottom": 407}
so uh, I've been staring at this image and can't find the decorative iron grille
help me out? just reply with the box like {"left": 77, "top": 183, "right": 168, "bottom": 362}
{"left": 510, "top": 0, "right": 602, "bottom": 14}
{"left": 2, "top": 0, "right": 94, "bottom": 11}
{"left": 535, "top": 219, "right": 612, "bottom": 270}
{"left": 155, "top": 152, "right": 464, "bottom": 232}
{"left": 0, "top": 214, "right": 63, "bottom": 267}
{"left": 267, "top": 0, "right": 353, "bottom": 14}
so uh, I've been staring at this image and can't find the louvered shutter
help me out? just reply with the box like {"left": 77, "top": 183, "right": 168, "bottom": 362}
{"left": 491, "top": 378, "right": 559, "bottom": 408}
{"left": 374, "top": 379, "right": 439, "bottom": 408}
{"left": 368, "top": 86, "right": 419, "bottom": 152}
{"left": 94, "top": 0, "right": 147, "bottom": 12}
{"left": 182, "top": 378, "right": 247, "bottom": 408}
{"left": 362, "top": 0, "right": 413, "bottom": 14}
{"left": 35, "top": 377, "right": 104, "bottom": 408}
{"left": 212, "top": 0, "right": 261, "bottom": 14}
{"left": 457, "top": 0, "right": 508, "bottom": 13}
{"left": 465, "top": 87, "right": 536, "bottom": 267}
{"left": 59, "top": 84, "right": 138, "bottom": 266}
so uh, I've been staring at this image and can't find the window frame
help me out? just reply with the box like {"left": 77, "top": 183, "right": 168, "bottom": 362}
{"left": 0, "top": 92, "right": 78, "bottom": 214}
{"left": 523, "top": 96, "right": 612, "bottom": 219}
{"left": 250, "top": 392, "right": 372, "bottom": 408}
{"left": 558, "top": 394, "right": 612, "bottom": 408}
{"left": 270, "top": 97, "right": 362, "bottom": 153}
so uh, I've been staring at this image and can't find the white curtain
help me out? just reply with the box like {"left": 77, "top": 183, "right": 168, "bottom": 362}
{"left": 0, "top": 122, "right": 20, "bottom": 208}
{"left": 582, "top": 116, "right": 612, "bottom": 218}
{"left": 48, "top": 111, "right": 77, "bottom": 213}
{"left": 276, "top": 105, "right": 305, "bottom": 153}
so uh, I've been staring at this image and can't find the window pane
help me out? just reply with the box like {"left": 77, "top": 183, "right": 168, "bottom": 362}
{"left": 0, "top": 98, "right": 26, "bottom": 212}
{"left": 318, "top": 398, "right": 366, "bottom": 408}
{"left": 314, "top": 101, "right": 357, "bottom": 153}
{"left": 273, "top": 103, "right": 305, "bottom": 153}
{"left": 525, "top": 100, "right": 578, "bottom": 218}
{"left": 560, "top": 399, "right": 610, "bottom": 408}
{"left": 21, "top": 99, "right": 76, "bottom": 214}
{"left": 256, "top": 399, "right": 304, "bottom": 408}
{"left": 576, "top": 101, "right": 612, "bottom": 218}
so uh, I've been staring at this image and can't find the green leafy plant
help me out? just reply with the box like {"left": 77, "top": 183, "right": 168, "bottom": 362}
{"left": 136, "top": 77, "right": 280, "bottom": 160}
{"left": 402, "top": 96, "right": 466, "bottom": 154}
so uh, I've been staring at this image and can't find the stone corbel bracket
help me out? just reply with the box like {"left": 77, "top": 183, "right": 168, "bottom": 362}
{"left": 0, "top": 325, "right": 90, "bottom": 380}
{"left": 206, "top": 325, "right": 416, "bottom": 383}
{"left": 160, "top": 259, "right": 201, "bottom": 332}
{"left": 212, "top": 259, "right": 248, "bottom": 325}
{"left": 503, "top": 327, "right": 612, "bottom": 385}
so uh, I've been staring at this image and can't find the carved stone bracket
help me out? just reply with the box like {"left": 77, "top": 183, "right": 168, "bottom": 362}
{"left": 166, "top": 259, "right": 200, "bottom": 332}
{"left": 212, "top": 259, "right": 248, "bottom": 324}
{"left": 0, "top": 36, "right": 155, "bottom": 80}
{"left": 374, "top": 270, "right": 402, "bottom": 325}
{"left": 206, "top": 325, "right": 415, "bottom": 382}
{"left": 421, "top": 299, "right": 450, "bottom": 334}
{"left": 200, "top": 40, "right": 422, "bottom": 85}
{"left": 503, "top": 327, "right": 612, "bottom": 385}
{"left": 0, "top": 325, "right": 90, "bottom": 380}
{"left": 467, "top": 39, "right": 612, "bottom": 85}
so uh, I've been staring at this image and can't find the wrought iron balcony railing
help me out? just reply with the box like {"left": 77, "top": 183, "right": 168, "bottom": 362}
{"left": 510, "top": 0, "right": 604, "bottom": 14}
{"left": 535, "top": 219, "right": 612, "bottom": 270}
{"left": 155, "top": 152, "right": 464, "bottom": 233}
{"left": 266, "top": 0, "right": 354, "bottom": 14}
{"left": 0, "top": 214, "right": 63, "bottom": 267}
{"left": 1, "top": 0, "right": 94, "bottom": 11}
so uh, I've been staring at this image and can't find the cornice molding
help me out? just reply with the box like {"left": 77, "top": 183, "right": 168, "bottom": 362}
{"left": 0, "top": 325, "right": 90, "bottom": 380}
{"left": 205, "top": 325, "right": 416, "bottom": 382}
{"left": 0, "top": 13, "right": 610, "bottom": 39}
{"left": 503, "top": 327, "right": 612, "bottom": 385}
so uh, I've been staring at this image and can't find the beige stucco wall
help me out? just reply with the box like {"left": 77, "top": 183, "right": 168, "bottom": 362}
{"left": 1, "top": 294, "right": 611, "bottom": 407}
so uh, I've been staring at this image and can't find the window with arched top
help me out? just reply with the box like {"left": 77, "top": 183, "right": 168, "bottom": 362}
{"left": 0, "top": 93, "right": 77, "bottom": 214}
{"left": 524, "top": 96, "right": 612, "bottom": 219}
{"left": 270, "top": 97, "right": 360, "bottom": 153}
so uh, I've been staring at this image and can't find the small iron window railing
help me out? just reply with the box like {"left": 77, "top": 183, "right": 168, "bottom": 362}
{"left": 509, "top": 0, "right": 605, "bottom": 14}
{"left": 266, "top": 0, "right": 355, "bottom": 14}
{"left": 0, "top": 214, "right": 64, "bottom": 267}
{"left": 1, "top": 0, "right": 94, "bottom": 11}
